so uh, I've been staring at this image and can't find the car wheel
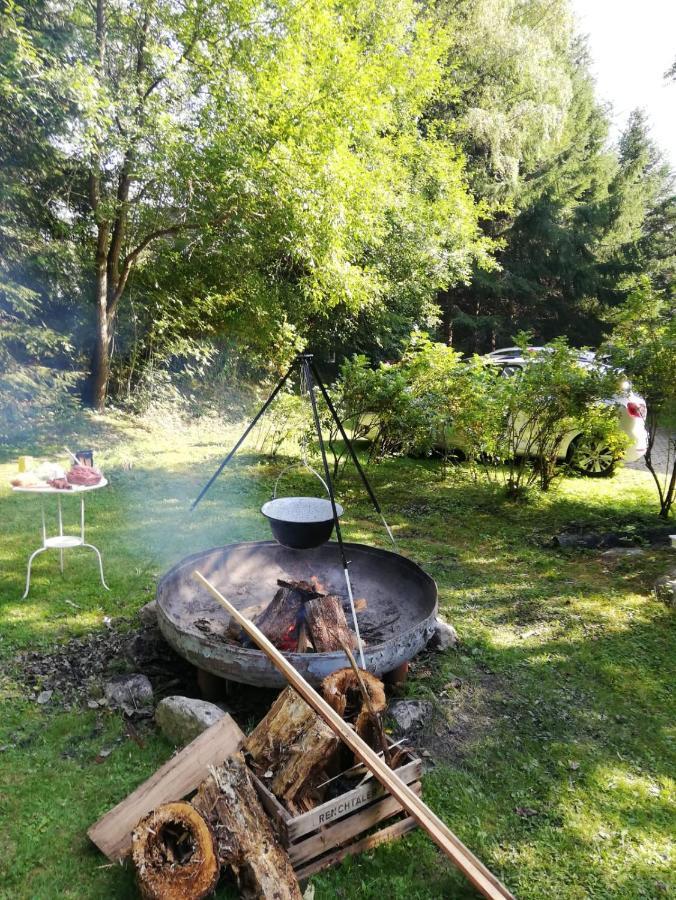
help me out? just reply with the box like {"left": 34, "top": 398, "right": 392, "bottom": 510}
{"left": 568, "top": 435, "right": 617, "bottom": 477}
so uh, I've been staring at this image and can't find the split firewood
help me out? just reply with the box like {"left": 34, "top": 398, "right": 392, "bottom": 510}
{"left": 131, "top": 801, "right": 220, "bottom": 900}
{"left": 253, "top": 584, "right": 304, "bottom": 650}
{"left": 191, "top": 753, "right": 302, "bottom": 900}
{"left": 306, "top": 593, "right": 356, "bottom": 652}
{"left": 296, "top": 619, "right": 313, "bottom": 653}
{"left": 245, "top": 686, "right": 340, "bottom": 812}
{"left": 322, "top": 666, "right": 387, "bottom": 755}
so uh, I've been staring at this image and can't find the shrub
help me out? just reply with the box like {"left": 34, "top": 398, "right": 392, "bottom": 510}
{"left": 331, "top": 332, "right": 627, "bottom": 499}
{"left": 604, "top": 276, "right": 676, "bottom": 518}
{"left": 495, "top": 336, "right": 627, "bottom": 496}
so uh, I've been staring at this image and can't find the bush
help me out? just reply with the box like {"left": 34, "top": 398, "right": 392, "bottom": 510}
{"left": 332, "top": 333, "right": 627, "bottom": 499}
{"left": 604, "top": 276, "right": 676, "bottom": 518}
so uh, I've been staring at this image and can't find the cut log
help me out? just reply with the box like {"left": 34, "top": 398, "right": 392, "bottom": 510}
{"left": 192, "top": 753, "right": 302, "bottom": 900}
{"left": 305, "top": 593, "right": 356, "bottom": 652}
{"left": 253, "top": 585, "right": 304, "bottom": 651}
{"left": 88, "top": 714, "right": 245, "bottom": 861}
{"left": 322, "top": 667, "right": 387, "bottom": 750}
{"left": 131, "top": 801, "right": 220, "bottom": 900}
{"left": 245, "top": 686, "right": 340, "bottom": 812}
{"left": 194, "top": 570, "right": 515, "bottom": 900}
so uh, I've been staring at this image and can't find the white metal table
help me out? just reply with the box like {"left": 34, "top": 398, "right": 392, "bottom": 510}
{"left": 14, "top": 478, "right": 110, "bottom": 599}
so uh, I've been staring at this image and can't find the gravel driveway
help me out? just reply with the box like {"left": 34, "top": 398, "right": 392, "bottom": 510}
{"left": 626, "top": 428, "right": 674, "bottom": 476}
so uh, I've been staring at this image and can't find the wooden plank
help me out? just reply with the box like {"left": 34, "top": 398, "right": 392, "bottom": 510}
{"left": 88, "top": 713, "right": 245, "bottom": 861}
{"left": 294, "top": 817, "right": 418, "bottom": 880}
{"left": 289, "top": 782, "right": 422, "bottom": 866}
{"left": 194, "top": 571, "right": 515, "bottom": 900}
{"left": 250, "top": 772, "right": 293, "bottom": 843}
{"left": 288, "top": 756, "right": 421, "bottom": 841}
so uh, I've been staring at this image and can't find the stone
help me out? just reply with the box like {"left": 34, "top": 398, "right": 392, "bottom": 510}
{"left": 427, "top": 616, "right": 458, "bottom": 651}
{"left": 36, "top": 690, "right": 53, "bottom": 704}
{"left": 155, "top": 695, "right": 227, "bottom": 745}
{"left": 654, "top": 571, "right": 676, "bottom": 608}
{"left": 601, "top": 547, "right": 645, "bottom": 561}
{"left": 387, "top": 699, "right": 432, "bottom": 733}
{"left": 104, "top": 673, "right": 153, "bottom": 717}
{"left": 138, "top": 600, "right": 158, "bottom": 627}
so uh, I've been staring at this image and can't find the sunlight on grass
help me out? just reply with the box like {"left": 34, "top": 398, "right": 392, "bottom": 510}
{"left": 0, "top": 416, "right": 674, "bottom": 899}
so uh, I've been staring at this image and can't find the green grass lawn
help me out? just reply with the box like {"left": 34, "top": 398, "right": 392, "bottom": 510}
{"left": 0, "top": 412, "right": 674, "bottom": 899}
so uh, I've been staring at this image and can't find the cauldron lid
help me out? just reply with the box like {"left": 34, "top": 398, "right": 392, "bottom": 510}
{"left": 261, "top": 496, "right": 343, "bottom": 524}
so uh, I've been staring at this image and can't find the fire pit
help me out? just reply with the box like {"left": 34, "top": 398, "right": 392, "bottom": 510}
{"left": 156, "top": 541, "right": 437, "bottom": 688}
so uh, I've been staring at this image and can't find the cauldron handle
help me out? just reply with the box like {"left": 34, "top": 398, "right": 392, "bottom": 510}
{"left": 272, "top": 461, "right": 330, "bottom": 500}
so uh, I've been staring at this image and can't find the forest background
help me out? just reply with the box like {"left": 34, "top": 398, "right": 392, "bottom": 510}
{"left": 1, "top": 0, "right": 674, "bottom": 425}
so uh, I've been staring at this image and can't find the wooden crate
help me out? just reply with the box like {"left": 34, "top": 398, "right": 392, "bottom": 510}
{"left": 251, "top": 742, "right": 422, "bottom": 878}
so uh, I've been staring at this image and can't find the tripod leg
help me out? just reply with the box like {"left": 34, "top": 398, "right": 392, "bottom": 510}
{"left": 309, "top": 360, "right": 397, "bottom": 549}
{"left": 191, "top": 358, "right": 298, "bottom": 510}
{"left": 303, "top": 358, "right": 366, "bottom": 667}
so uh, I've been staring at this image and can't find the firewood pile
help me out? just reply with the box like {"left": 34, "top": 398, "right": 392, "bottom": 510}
{"left": 226, "top": 578, "right": 362, "bottom": 654}
{"left": 89, "top": 668, "right": 417, "bottom": 900}
{"left": 88, "top": 574, "right": 513, "bottom": 900}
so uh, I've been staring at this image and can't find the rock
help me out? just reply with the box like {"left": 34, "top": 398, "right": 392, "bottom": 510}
{"left": 553, "top": 531, "right": 618, "bottom": 549}
{"left": 387, "top": 699, "right": 432, "bottom": 733}
{"left": 601, "top": 547, "right": 645, "bottom": 561}
{"left": 37, "top": 690, "right": 53, "bottom": 704}
{"left": 138, "top": 600, "right": 158, "bottom": 627}
{"left": 654, "top": 571, "right": 676, "bottom": 608}
{"left": 427, "top": 616, "right": 458, "bottom": 651}
{"left": 104, "top": 673, "right": 153, "bottom": 717}
{"left": 155, "top": 695, "right": 226, "bottom": 745}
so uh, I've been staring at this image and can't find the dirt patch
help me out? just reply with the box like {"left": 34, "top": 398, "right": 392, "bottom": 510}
{"left": 15, "top": 621, "right": 197, "bottom": 707}
{"left": 397, "top": 655, "right": 503, "bottom": 765}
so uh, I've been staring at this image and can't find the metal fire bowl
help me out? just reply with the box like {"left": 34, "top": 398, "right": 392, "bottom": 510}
{"left": 156, "top": 540, "right": 438, "bottom": 688}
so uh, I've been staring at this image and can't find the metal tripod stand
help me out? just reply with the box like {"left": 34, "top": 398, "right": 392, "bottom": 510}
{"left": 192, "top": 353, "right": 396, "bottom": 667}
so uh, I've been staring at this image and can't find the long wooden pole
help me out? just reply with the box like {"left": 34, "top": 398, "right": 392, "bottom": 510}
{"left": 193, "top": 570, "right": 514, "bottom": 900}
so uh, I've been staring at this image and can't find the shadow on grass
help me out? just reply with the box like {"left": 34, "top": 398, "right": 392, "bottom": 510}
{"left": 0, "top": 447, "right": 672, "bottom": 898}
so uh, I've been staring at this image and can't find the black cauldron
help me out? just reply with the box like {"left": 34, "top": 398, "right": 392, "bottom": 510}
{"left": 261, "top": 496, "right": 343, "bottom": 549}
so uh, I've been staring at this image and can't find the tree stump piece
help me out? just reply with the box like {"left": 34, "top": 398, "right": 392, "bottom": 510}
{"left": 245, "top": 686, "right": 340, "bottom": 810}
{"left": 323, "top": 667, "right": 387, "bottom": 747}
{"left": 131, "top": 801, "right": 219, "bottom": 900}
{"left": 192, "top": 753, "right": 302, "bottom": 900}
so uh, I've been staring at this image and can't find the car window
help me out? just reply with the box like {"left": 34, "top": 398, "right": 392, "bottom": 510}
{"left": 500, "top": 365, "right": 521, "bottom": 377}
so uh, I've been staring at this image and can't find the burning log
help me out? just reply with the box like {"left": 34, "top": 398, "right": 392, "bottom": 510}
{"left": 252, "top": 583, "right": 304, "bottom": 651}
{"left": 191, "top": 753, "right": 302, "bottom": 900}
{"left": 131, "top": 801, "right": 220, "bottom": 900}
{"left": 232, "top": 578, "right": 358, "bottom": 655}
{"left": 245, "top": 687, "right": 340, "bottom": 814}
{"left": 306, "top": 592, "right": 356, "bottom": 652}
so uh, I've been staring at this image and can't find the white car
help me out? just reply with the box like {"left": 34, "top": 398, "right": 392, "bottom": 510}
{"left": 484, "top": 347, "right": 648, "bottom": 475}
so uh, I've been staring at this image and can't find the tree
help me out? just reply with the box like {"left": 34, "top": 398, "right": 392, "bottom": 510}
{"left": 3, "top": 0, "right": 486, "bottom": 410}
{"left": 604, "top": 276, "right": 676, "bottom": 519}
{"left": 0, "top": 2, "right": 81, "bottom": 431}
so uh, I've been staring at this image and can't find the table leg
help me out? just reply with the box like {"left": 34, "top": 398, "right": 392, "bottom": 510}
{"left": 22, "top": 546, "right": 49, "bottom": 600}
{"left": 82, "top": 543, "right": 110, "bottom": 590}
{"left": 58, "top": 494, "right": 64, "bottom": 574}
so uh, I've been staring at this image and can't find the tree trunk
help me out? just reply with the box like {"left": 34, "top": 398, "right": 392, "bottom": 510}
{"left": 192, "top": 753, "right": 303, "bottom": 899}
{"left": 90, "top": 225, "right": 111, "bottom": 411}
{"left": 131, "top": 801, "right": 220, "bottom": 900}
